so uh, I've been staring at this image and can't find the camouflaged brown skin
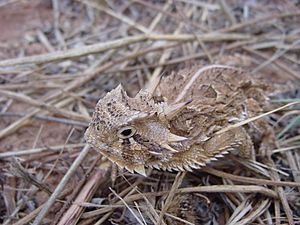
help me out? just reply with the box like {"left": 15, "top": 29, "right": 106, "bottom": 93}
{"left": 85, "top": 65, "right": 275, "bottom": 175}
{"left": 166, "top": 193, "right": 222, "bottom": 225}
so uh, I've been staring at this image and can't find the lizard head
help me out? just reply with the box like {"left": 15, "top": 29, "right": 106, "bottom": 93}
{"left": 84, "top": 84, "right": 189, "bottom": 175}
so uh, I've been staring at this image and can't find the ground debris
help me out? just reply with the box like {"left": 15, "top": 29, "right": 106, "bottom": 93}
{"left": 0, "top": 0, "right": 300, "bottom": 224}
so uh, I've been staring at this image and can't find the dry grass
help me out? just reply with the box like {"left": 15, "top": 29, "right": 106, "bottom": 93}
{"left": 0, "top": 0, "right": 300, "bottom": 224}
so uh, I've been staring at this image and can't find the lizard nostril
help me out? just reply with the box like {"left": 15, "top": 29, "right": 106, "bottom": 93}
{"left": 95, "top": 125, "right": 100, "bottom": 131}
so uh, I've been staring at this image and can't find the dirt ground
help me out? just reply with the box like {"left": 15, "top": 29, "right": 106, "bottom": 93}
{"left": 0, "top": 0, "right": 300, "bottom": 225}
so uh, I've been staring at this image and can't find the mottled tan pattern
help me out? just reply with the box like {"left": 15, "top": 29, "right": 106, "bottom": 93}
{"left": 85, "top": 65, "right": 276, "bottom": 175}
{"left": 167, "top": 193, "right": 222, "bottom": 225}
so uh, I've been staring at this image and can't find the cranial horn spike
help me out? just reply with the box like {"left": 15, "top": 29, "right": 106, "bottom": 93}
{"left": 134, "top": 165, "right": 147, "bottom": 176}
{"left": 125, "top": 166, "right": 134, "bottom": 173}
{"left": 127, "top": 112, "right": 151, "bottom": 123}
{"left": 149, "top": 151, "right": 162, "bottom": 156}
{"left": 112, "top": 84, "right": 126, "bottom": 96}
{"left": 145, "top": 71, "right": 165, "bottom": 96}
{"left": 168, "top": 133, "right": 188, "bottom": 142}
{"left": 161, "top": 143, "right": 178, "bottom": 152}
{"left": 116, "top": 84, "right": 123, "bottom": 90}
{"left": 163, "top": 100, "right": 192, "bottom": 120}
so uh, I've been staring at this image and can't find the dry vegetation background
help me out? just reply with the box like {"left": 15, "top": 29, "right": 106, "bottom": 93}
{"left": 0, "top": 0, "right": 300, "bottom": 224}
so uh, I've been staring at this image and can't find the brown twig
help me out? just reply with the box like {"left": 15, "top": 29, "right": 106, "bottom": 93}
{"left": 32, "top": 144, "right": 90, "bottom": 225}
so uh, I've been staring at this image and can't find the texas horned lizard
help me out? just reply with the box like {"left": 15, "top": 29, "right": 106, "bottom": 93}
{"left": 85, "top": 65, "right": 278, "bottom": 175}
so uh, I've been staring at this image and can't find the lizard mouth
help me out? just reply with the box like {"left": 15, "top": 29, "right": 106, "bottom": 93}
{"left": 84, "top": 136, "right": 148, "bottom": 176}
{"left": 104, "top": 154, "right": 147, "bottom": 176}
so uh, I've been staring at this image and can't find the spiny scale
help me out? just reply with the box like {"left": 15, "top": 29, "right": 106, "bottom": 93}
{"left": 85, "top": 64, "right": 277, "bottom": 175}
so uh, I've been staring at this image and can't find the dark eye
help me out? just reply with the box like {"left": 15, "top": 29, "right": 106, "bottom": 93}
{"left": 117, "top": 126, "right": 136, "bottom": 139}
{"left": 95, "top": 125, "right": 101, "bottom": 131}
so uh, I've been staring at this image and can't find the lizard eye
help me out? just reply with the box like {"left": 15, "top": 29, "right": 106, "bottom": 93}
{"left": 118, "top": 126, "right": 136, "bottom": 139}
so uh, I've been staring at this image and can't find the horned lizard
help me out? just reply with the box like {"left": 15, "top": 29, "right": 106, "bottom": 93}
{"left": 85, "top": 65, "right": 278, "bottom": 175}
